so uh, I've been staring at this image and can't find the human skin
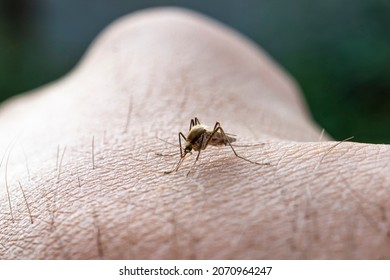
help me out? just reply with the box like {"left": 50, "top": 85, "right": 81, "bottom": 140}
{"left": 0, "top": 8, "right": 390, "bottom": 259}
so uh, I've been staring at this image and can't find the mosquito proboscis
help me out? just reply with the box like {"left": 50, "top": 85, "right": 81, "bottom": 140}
{"left": 163, "top": 117, "right": 269, "bottom": 175}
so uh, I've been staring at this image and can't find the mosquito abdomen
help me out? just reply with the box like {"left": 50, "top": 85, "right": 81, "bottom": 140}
{"left": 227, "top": 135, "right": 237, "bottom": 143}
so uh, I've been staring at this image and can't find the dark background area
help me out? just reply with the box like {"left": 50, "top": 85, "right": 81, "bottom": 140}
{"left": 1, "top": 0, "right": 389, "bottom": 143}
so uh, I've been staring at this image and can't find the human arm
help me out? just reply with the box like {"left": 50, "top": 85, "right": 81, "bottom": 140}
{"left": 1, "top": 8, "right": 389, "bottom": 259}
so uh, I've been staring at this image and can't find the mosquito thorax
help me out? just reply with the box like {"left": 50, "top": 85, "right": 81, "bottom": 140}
{"left": 187, "top": 125, "right": 207, "bottom": 142}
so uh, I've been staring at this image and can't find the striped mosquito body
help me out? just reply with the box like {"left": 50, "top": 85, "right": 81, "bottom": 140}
{"left": 164, "top": 117, "right": 268, "bottom": 175}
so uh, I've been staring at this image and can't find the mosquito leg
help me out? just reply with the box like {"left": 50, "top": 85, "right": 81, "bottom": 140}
{"left": 189, "top": 117, "right": 201, "bottom": 130}
{"left": 164, "top": 132, "right": 188, "bottom": 174}
{"left": 187, "top": 134, "right": 205, "bottom": 176}
{"left": 189, "top": 119, "right": 194, "bottom": 131}
{"left": 155, "top": 136, "right": 181, "bottom": 156}
{"left": 218, "top": 125, "right": 269, "bottom": 166}
{"left": 164, "top": 156, "right": 186, "bottom": 174}
{"left": 155, "top": 152, "right": 177, "bottom": 157}
{"left": 202, "top": 121, "right": 222, "bottom": 150}
{"left": 204, "top": 122, "right": 269, "bottom": 166}
{"left": 178, "top": 132, "right": 187, "bottom": 157}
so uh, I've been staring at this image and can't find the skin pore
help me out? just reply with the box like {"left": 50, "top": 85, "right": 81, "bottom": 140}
{"left": 0, "top": 8, "right": 390, "bottom": 259}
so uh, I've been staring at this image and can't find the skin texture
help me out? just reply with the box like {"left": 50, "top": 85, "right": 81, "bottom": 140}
{"left": 1, "top": 8, "right": 390, "bottom": 259}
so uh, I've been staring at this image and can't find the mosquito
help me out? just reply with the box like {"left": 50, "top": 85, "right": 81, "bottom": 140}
{"left": 164, "top": 117, "right": 269, "bottom": 175}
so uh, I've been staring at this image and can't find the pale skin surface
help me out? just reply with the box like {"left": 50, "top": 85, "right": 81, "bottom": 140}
{"left": 1, "top": 8, "right": 390, "bottom": 259}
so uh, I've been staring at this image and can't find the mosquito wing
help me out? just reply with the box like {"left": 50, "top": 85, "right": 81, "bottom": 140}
{"left": 208, "top": 131, "right": 236, "bottom": 146}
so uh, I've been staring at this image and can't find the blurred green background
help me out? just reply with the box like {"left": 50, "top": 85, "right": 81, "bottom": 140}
{"left": 1, "top": 0, "right": 389, "bottom": 143}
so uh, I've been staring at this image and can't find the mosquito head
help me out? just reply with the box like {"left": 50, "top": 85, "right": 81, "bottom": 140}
{"left": 184, "top": 144, "right": 192, "bottom": 154}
